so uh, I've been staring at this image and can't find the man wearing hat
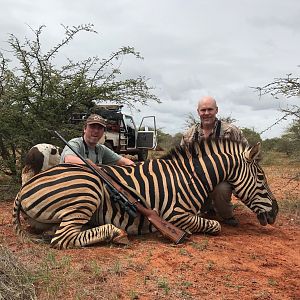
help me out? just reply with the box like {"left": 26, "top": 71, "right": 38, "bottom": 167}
{"left": 60, "top": 114, "right": 134, "bottom": 166}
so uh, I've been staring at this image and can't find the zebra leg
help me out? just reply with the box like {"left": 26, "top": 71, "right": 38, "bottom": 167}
{"left": 50, "top": 223, "right": 129, "bottom": 249}
{"left": 173, "top": 213, "right": 221, "bottom": 235}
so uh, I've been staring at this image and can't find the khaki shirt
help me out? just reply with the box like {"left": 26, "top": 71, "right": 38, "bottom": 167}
{"left": 181, "top": 119, "right": 248, "bottom": 145}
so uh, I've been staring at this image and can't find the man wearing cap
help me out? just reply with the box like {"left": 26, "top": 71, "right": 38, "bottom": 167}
{"left": 60, "top": 114, "right": 134, "bottom": 166}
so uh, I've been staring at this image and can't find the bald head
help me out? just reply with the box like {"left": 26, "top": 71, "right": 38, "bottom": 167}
{"left": 197, "top": 96, "right": 218, "bottom": 129}
{"left": 197, "top": 96, "right": 217, "bottom": 111}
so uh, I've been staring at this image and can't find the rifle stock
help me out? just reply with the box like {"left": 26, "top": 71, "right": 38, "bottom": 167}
{"left": 55, "top": 131, "right": 189, "bottom": 244}
{"left": 132, "top": 201, "right": 189, "bottom": 244}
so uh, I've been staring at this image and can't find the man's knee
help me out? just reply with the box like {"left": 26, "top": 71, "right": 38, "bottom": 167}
{"left": 210, "top": 182, "right": 232, "bottom": 202}
{"left": 210, "top": 182, "right": 234, "bottom": 219}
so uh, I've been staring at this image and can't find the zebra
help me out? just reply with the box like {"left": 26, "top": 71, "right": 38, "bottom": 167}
{"left": 14, "top": 164, "right": 129, "bottom": 249}
{"left": 13, "top": 138, "right": 278, "bottom": 249}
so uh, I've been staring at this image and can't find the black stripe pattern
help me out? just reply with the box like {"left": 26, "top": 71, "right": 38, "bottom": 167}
{"left": 13, "top": 139, "right": 277, "bottom": 249}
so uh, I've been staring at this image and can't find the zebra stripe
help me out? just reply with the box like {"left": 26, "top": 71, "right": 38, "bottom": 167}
{"left": 13, "top": 138, "right": 278, "bottom": 249}
{"left": 13, "top": 164, "right": 128, "bottom": 249}
{"left": 98, "top": 138, "right": 277, "bottom": 232}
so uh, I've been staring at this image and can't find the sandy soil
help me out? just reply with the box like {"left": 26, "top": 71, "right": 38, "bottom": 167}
{"left": 0, "top": 166, "right": 299, "bottom": 300}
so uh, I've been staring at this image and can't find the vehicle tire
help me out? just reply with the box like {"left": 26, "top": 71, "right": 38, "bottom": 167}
{"left": 137, "top": 149, "right": 148, "bottom": 161}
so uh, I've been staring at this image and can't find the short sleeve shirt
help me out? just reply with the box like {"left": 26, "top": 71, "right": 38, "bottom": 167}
{"left": 60, "top": 137, "right": 121, "bottom": 165}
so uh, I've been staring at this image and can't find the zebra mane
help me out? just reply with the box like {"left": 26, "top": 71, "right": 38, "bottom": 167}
{"left": 160, "top": 137, "right": 249, "bottom": 160}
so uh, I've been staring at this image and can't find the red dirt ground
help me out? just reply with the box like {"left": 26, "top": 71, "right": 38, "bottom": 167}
{"left": 0, "top": 166, "right": 299, "bottom": 300}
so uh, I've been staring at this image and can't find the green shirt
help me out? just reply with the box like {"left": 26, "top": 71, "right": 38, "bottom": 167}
{"left": 60, "top": 137, "right": 121, "bottom": 165}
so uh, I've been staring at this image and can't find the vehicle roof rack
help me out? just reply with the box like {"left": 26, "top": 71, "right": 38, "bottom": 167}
{"left": 96, "top": 104, "right": 123, "bottom": 112}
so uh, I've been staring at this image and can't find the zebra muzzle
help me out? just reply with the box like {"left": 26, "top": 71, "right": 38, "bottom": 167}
{"left": 257, "top": 213, "right": 268, "bottom": 226}
{"left": 257, "top": 200, "right": 278, "bottom": 226}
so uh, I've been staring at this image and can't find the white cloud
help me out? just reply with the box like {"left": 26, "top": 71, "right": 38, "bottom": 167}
{"left": 1, "top": 0, "right": 299, "bottom": 140}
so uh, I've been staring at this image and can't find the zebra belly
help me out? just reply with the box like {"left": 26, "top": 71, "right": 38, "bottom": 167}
{"left": 90, "top": 202, "right": 154, "bottom": 236}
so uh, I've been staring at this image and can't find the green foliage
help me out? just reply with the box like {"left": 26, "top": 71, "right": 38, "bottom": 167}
{"left": 281, "top": 119, "right": 300, "bottom": 157}
{"left": 155, "top": 129, "right": 183, "bottom": 153}
{"left": 172, "top": 132, "right": 183, "bottom": 147}
{"left": 260, "top": 151, "right": 288, "bottom": 166}
{"left": 156, "top": 129, "right": 173, "bottom": 151}
{"left": 157, "top": 277, "right": 170, "bottom": 295}
{"left": 0, "top": 175, "right": 21, "bottom": 201}
{"left": 262, "top": 120, "right": 300, "bottom": 160}
{"left": 262, "top": 138, "right": 281, "bottom": 151}
{"left": 0, "top": 24, "right": 159, "bottom": 177}
{"left": 241, "top": 127, "right": 262, "bottom": 145}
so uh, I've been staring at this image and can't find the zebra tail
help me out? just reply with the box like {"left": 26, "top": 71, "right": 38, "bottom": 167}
{"left": 12, "top": 192, "right": 27, "bottom": 240}
{"left": 12, "top": 192, "right": 40, "bottom": 243}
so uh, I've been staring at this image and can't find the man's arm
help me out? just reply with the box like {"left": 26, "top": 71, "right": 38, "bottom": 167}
{"left": 223, "top": 123, "right": 248, "bottom": 145}
{"left": 60, "top": 139, "right": 83, "bottom": 164}
{"left": 116, "top": 156, "right": 135, "bottom": 166}
{"left": 63, "top": 155, "right": 86, "bottom": 164}
{"left": 63, "top": 153, "right": 134, "bottom": 166}
{"left": 180, "top": 125, "right": 196, "bottom": 146}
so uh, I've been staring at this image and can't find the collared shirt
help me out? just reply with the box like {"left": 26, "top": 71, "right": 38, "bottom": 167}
{"left": 181, "top": 118, "right": 248, "bottom": 145}
{"left": 60, "top": 137, "right": 121, "bottom": 165}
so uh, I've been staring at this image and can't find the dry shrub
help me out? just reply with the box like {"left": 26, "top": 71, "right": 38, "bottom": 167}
{"left": 0, "top": 245, "right": 37, "bottom": 300}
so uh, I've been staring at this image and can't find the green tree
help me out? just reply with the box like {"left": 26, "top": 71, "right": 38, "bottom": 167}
{"left": 279, "top": 119, "right": 300, "bottom": 157}
{"left": 261, "top": 120, "right": 299, "bottom": 159}
{"left": 156, "top": 129, "right": 173, "bottom": 151}
{"left": 241, "top": 128, "right": 262, "bottom": 145}
{"left": 262, "top": 138, "right": 281, "bottom": 151}
{"left": 0, "top": 24, "right": 160, "bottom": 178}
{"left": 171, "top": 133, "right": 183, "bottom": 147}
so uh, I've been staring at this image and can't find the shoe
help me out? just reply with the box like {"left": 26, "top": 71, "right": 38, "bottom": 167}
{"left": 222, "top": 217, "right": 239, "bottom": 227}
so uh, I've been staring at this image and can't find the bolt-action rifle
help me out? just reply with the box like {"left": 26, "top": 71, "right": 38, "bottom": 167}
{"left": 55, "top": 131, "right": 189, "bottom": 244}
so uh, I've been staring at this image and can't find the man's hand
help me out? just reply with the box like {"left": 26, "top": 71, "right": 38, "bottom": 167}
{"left": 117, "top": 156, "right": 136, "bottom": 166}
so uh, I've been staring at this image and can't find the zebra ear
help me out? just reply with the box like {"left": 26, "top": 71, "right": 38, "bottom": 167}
{"left": 245, "top": 142, "right": 261, "bottom": 161}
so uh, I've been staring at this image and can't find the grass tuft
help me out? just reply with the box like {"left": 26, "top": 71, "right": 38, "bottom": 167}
{"left": 0, "top": 245, "right": 37, "bottom": 300}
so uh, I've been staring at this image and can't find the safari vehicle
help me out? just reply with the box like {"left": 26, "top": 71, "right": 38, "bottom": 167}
{"left": 71, "top": 105, "right": 157, "bottom": 161}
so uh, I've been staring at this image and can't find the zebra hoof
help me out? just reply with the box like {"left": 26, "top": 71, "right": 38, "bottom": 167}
{"left": 112, "top": 230, "right": 130, "bottom": 245}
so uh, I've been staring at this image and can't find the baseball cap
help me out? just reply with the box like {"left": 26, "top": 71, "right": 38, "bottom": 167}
{"left": 85, "top": 114, "right": 106, "bottom": 127}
